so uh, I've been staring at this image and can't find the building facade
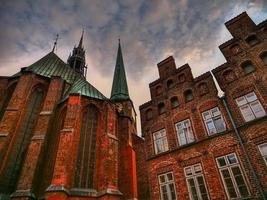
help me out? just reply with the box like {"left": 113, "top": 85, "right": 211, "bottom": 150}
{"left": 0, "top": 36, "right": 138, "bottom": 200}
{"left": 137, "top": 12, "right": 267, "bottom": 200}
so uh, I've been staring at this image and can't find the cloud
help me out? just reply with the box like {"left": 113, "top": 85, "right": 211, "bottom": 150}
{"left": 0, "top": 0, "right": 266, "bottom": 133}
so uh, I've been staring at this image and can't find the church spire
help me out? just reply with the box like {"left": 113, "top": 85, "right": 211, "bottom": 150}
{"left": 110, "top": 39, "right": 130, "bottom": 102}
{"left": 67, "top": 30, "right": 87, "bottom": 77}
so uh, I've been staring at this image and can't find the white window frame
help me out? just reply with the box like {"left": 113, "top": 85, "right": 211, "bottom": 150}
{"left": 235, "top": 92, "right": 265, "bottom": 122}
{"left": 258, "top": 143, "right": 267, "bottom": 166}
{"left": 202, "top": 107, "right": 226, "bottom": 135}
{"left": 216, "top": 153, "right": 250, "bottom": 199}
{"left": 153, "top": 129, "right": 169, "bottom": 154}
{"left": 158, "top": 172, "right": 177, "bottom": 200}
{"left": 175, "top": 119, "right": 195, "bottom": 146}
{"left": 184, "top": 163, "right": 210, "bottom": 200}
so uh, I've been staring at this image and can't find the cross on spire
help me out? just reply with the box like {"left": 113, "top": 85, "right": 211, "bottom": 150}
{"left": 52, "top": 34, "right": 59, "bottom": 52}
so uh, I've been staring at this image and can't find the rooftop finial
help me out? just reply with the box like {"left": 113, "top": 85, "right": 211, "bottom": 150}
{"left": 52, "top": 34, "right": 59, "bottom": 52}
{"left": 78, "top": 29, "right": 84, "bottom": 48}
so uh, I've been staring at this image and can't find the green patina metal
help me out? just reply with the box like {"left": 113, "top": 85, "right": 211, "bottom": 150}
{"left": 12, "top": 51, "right": 106, "bottom": 101}
{"left": 110, "top": 41, "right": 130, "bottom": 102}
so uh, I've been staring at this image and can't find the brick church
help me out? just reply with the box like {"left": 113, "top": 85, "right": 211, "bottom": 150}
{"left": 135, "top": 12, "right": 267, "bottom": 200}
{"left": 1, "top": 11, "right": 267, "bottom": 200}
{"left": 0, "top": 33, "right": 137, "bottom": 199}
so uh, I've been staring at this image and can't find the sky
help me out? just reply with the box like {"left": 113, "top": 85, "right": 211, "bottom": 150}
{"left": 0, "top": 0, "right": 267, "bottom": 134}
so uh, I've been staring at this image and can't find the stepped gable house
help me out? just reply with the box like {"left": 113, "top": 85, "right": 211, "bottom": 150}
{"left": 0, "top": 34, "right": 138, "bottom": 200}
{"left": 136, "top": 12, "right": 267, "bottom": 200}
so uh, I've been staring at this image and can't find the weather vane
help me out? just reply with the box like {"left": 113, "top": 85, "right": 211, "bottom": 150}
{"left": 52, "top": 34, "right": 60, "bottom": 52}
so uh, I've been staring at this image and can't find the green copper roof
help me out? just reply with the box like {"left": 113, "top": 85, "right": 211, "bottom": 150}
{"left": 110, "top": 41, "right": 130, "bottom": 102}
{"left": 62, "top": 78, "right": 106, "bottom": 102}
{"left": 12, "top": 51, "right": 106, "bottom": 101}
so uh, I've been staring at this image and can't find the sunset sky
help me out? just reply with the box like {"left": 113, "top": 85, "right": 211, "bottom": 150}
{"left": 0, "top": 0, "right": 266, "bottom": 134}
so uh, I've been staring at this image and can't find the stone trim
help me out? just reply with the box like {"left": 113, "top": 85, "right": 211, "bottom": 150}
{"left": 107, "top": 132, "right": 119, "bottom": 141}
{"left": 31, "top": 135, "right": 45, "bottom": 140}
{"left": 10, "top": 189, "right": 36, "bottom": 199}
{"left": 40, "top": 111, "right": 53, "bottom": 115}
{"left": 97, "top": 188, "right": 123, "bottom": 197}
{"left": 0, "top": 132, "right": 8, "bottom": 137}
{"left": 70, "top": 188, "right": 97, "bottom": 197}
{"left": 61, "top": 128, "right": 74, "bottom": 133}
{"left": 46, "top": 185, "right": 70, "bottom": 195}
{"left": 6, "top": 107, "right": 19, "bottom": 111}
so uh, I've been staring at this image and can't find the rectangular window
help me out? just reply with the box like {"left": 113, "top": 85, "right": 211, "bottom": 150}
{"left": 153, "top": 129, "right": 169, "bottom": 154}
{"left": 216, "top": 153, "right": 249, "bottom": 199}
{"left": 258, "top": 143, "right": 267, "bottom": 166}
{"left": 158, "top": 172, "right": 177, "bottom": 200}
{"left": 235, "top": 92, "right": 265, "bottom": 122}
{"left": 175, "top": 119, "right": 194, "bottom": 145}
{"left": 202, "top": 107, "right": 226, "bottom": 135}
{"left": 184, "top": 164, "right": 209, "bottom": 200}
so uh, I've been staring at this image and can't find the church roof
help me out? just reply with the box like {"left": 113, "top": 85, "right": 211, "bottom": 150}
{"left": 110, "top": 41, "right": 130, "bottom": 102}
{"left": 12, "top": 51, "right": 106, "bottom": 101}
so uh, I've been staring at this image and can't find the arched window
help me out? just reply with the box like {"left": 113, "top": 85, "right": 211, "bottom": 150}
{"left": 241, "top": 61, "right": 256, "bottom": 74}
{"left": 230, "top": 44, "right": 241, "bottom": 54}
{"left": 260, "top": 52, "right": 267, "bottom": 65}
{"left": 223, "top": 70, "right": 236, "bottom": 83}
{"left": 158, "top": 103, "right": 165, "bottom": 114}
{"left": 198, "top": 83, "right": 209, "bottom": 96}
{"left": 145, "top": 109, "right": 153, "bottom": 120}
{"left": 0, "top": 86, "right": 45, "bottom": 192}
{"left": 170, "top": 97, "right": 179, "bottom": 108}
{"left": 246, "top": 35, "right": 259, "bottom": 46}
{"left": 184, "top": 90, "right": 193, "bottom": 102}
{"left": 0, "top": 83, "right": 17, "bottom": 122}
{"left": 156, "top": 85, "right": 162, "bottom": 96}
{"left": 75, "top": 105, "right": 98, "bottom": 189}
{"left": 178, "top": 74, "right": 186, "bottom": 83}
{"left": 167, "top": 79, "right": 174, "bottom": 89}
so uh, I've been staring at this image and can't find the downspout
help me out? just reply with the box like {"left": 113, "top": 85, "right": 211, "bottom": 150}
{"left": 222, "top": 96, "right": 266, "bottom": 199}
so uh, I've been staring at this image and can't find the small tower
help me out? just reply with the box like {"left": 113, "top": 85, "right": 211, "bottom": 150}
{"left": 67, "top": 31, "right": 87, "bottom": 77}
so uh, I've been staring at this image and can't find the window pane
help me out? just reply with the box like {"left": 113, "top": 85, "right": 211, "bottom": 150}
{"left": 197, "top": 176, "right": 209, "bottom": 200}
{"left": 169, "top": 183, "right": 177, "bottom": 200}
{"left": 160, "top": 175, "right": 166, "bottom": 183}
{"left": 259, "top": 143, "right": 267, "bottom": 156}
{"left": 221, "top": 169, "right": 238, "bottom": 198}
{"left": 214, "top": 118, "right": 226, "bottom": 133}
{"left": 206, "top": 120, "right": 216, "bottom": 135}
{"left": 194, "top": 165, "right": 202, "bottom": 173}
{"left": 203, "top": 111, "right": 211, "bottom": 120}
{"left": 211, "top": 107, "right": 220, "bottom": 116}
{"left": 227, "top": 154, "right": 237, "bottom": 164}
{"left": 217, "top": 157, "right": 226, "bottom": 167}
{"left": 250, "top": 101, "right": 265, "bottom": 118}
{"left": 178, "top": 130, "right": 186, "bottom": 145}
{"left": 240, "top": 105, "right": 255, "bottom": 121}
{"left": 245, "top": 92, "right": 257, "bottom": 102}
{"left": 236, "top": 96, "right": 247, "bottom": 106}
{"left": 185, "top": 167, "right": 192, "bottom": 176}
{"left": 188, "top": 178, "right": 198, "bottom": 200}
{"left": 231, "top": 166, "right": 249, "bottom": 197}
{"left": 167, "top": 173, "right": 173, "bottom": 181}
{"left": 161, "top": 185, "right": 169, "bottom": 200}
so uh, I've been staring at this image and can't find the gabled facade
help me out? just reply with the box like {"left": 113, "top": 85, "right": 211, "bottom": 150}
{"left": 136, "top": 12, "right": 267, "bottom": 200}
{"left": 0, "top": 36, "right": 137, "bottom": 200}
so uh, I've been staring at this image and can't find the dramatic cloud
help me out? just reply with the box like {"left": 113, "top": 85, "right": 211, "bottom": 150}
{"left": 0, "top": 0, "right": 266, "bottom": 133}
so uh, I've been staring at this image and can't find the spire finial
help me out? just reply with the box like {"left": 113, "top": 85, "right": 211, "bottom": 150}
{"left": 78, "top": 29, "right": 84, "bottom": 48}
{"left": 52, "top": 34, "right": 59, "bottom": 52}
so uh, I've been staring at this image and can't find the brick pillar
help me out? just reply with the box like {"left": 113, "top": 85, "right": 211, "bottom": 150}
{"left": 45, "top": 95, "right": 81, "bottom": 200}
{"left": 0, "top": 73, "right": 33, "bottom": 194}
{"left": 11, "top": 77, "right": 64, "bottom": 200}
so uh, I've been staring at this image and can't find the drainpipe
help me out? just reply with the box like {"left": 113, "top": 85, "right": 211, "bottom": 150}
{"left": 222, "top": 96, "right": 266, "bottom": 199}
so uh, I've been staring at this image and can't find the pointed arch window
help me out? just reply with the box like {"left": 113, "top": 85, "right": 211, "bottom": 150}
{"left": 158, "top": 103, "right": 166, "bottom": 115}
{"left": 156, "top": 85, "right": 162, "bottom": 96}
{"left": 184, "top": 90, "right": 193, "bottom": 102}
{"left": 241, "top": 61, "right": 255, "bottom": 74}
{"left": 170, "top": 97, "right": 179, "bottom": 108}
{"left": 167, "top": 79, "right": 174, "bottom": 89}
{"left": 75, "top": 105, "right": 98, "bottom": 189}
{"left": 260, "top": 52, "right": 267, "bottom": 65}
{"left": 0, "top": 86, "right": 45, "bottom": 192}
{"left": 245, "top": 35, "right": 259, "bottom": 46}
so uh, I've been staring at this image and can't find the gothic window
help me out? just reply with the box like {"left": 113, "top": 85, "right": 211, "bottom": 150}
{"left": 241, "top": 61, "right": 255, "bottom": 74}
{"left": 156, "top": 85, "right": 162, "bottom": 96}
{"left": 230, "top": 44, "right": 241, "bottom": 54}
{"left": 158, "top": 172, "right": 177, "bottom": 200}
{"left": 245, "top": 35, "right": 259, "bottom": 46}
{"left": 158, "top": 102, "right": 166, "bottom": 114}
{"left": 235, "top": 92, "right": 265, "bottom": 122}
{"left": 145, "top": 109, "right": 153, "bottom": 120}
{"left": 0, "top": 86, "right": 45, "bottom": 192}
{"left": 153, "top": 129, "right": 169, "bottom": 154}
{"left": 167, "top": 79, "right": 174, "bottom": 89}
{"left": 0, "top": 83, "right": 17, "bottom": 122}
{"left": 260, "top": 51, "right": 267, "bottom": 65}
{"left": 175, "top": 119, "right": 195, "bottom": 146}
{"left": 184, "top": 90, "right": 193, "bottom": 102}
{"left": 223, "top": 70, "right": 236, "bottom": 83}
{"left": 216, "top": 153, "right": 249, "bottom": 199}
{"left": 170, "top": 97, "right": 179, "bottom": 108}
{"left": 202, "top": 107, "right": 226, "bottom": 135}
{"left": 198, "top": 83, "right": 209, "bottom": 96}
{"left": 75, "top": 105, "right": 98, "bottom": 189}
{"left": 178, "top": 74, "right": 186, "bottom": 83}
{"left": 184, "top": 163, "right": 210, "bottom": 200}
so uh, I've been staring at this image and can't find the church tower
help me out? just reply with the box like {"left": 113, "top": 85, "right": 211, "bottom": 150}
{"left": 67, "top": 31, "right": 87, "bottom": 77}
{"left": 111, "top": 40, "right": 138, "bottom": 200}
